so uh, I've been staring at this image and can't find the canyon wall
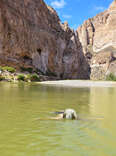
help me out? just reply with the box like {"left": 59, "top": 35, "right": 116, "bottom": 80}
{"left": 77, "top": 0, "right": 116, "bottom": 80}
{"left": 1, "top": 0, "right": 116, "bottom": 80}
{"left": 0, "top": 0, "right": 90, "bottom": 80}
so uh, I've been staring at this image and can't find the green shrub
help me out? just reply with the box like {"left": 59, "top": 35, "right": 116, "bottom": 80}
{"left": 30, "top": 74, "right": 40, "bottom": 82}
{"left": 2, "top": 66, "right": 16, "bottom": 73}
{"left": 24, "top": 74, "right": 31, "bottom": 82}
{"left": 106, "top": 73, "right": 116, "bottom": 81}
{"left": 17, "top": 74, "right": 25, "bottom": 81}
{"left": 20, "top": 67, "right": 33, "bottom": 73}
{"left": 0, "top": 66, "right": 2, "bottom": 71}
{"left": 0, "top": 75, "right": 5, "bottom": 81}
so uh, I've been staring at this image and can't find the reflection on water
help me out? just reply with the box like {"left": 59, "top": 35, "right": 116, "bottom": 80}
{"left": 0, "top": 82, "right": 116, "bottom": 156}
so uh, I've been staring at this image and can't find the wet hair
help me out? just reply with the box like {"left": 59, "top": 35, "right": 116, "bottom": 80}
{"left": 63, "top": 109, "right": 78, "bottom": 120}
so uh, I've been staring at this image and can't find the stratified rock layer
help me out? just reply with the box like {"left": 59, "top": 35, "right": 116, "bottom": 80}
{"left": 77, "top": 0, "right": 116, "bottom": 80}
{"left": 0, "top": 0, "right": 90, "bottom": 79}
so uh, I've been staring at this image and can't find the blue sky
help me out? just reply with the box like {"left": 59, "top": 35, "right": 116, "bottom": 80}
{"left": 44, "top": 0, "right": 113, "bottom": 29}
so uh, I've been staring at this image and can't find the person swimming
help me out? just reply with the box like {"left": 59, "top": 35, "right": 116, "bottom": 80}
{"left": 53, "top": 109, "right": 104, "bottom": 120}
{"left": 35, "top": 108, "right": 103, "bottom": 120}
{"left": 53, "top": 109, "right": 78, "bottom": 120}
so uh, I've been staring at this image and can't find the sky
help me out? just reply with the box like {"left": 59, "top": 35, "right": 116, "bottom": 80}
{"left": 44, "top": 0, "right": 113, "bottom": 30}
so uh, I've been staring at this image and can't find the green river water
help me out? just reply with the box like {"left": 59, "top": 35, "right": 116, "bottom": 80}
{"left": 0, "top": 82, "right": 116, "bottom": 156}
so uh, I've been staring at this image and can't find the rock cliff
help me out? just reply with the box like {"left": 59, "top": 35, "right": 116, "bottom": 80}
{"left": 0, "top": 0, "right": 90, "bottom": 80}
{"left": 77, "top": 0, "right": 116, "bottom": 80}
{"left": 1, "top": 0, "right": 116, "bottom": 81}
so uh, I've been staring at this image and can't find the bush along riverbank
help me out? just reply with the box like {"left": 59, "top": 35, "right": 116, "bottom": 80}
{"left": 0, "top": 66, "right": 60, "bottom": 82}
{"left": 106, "top": 73, "right": 116, "bottom": 81}
{"left": 0, "top": 66, "right": 43, "bottom": 82}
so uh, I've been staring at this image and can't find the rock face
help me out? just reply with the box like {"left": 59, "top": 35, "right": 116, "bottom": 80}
{"left": 77, "top": 0, "right": 116, "bottom": 80}
{"left": 0, "top": 0, "right": 90, "bottom": 79}
{"left": 1, "top": 0, "right": 116, "bottom": 81}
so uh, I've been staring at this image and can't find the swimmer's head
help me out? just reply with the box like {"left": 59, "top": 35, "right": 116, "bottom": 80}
{"left": 63, "top": 109, "right": 78, "bottom": 120}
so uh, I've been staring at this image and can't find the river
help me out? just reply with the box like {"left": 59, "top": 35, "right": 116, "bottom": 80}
{"left": 0, "top": 82, "right": 116, "bottom": 156}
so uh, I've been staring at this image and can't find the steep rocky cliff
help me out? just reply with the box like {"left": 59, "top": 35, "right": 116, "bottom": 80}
{"left": 0, "top": 0, "right": 90, "bottom": 80}
{"left": 77, "top": 0, "right": 116, "bottom": 80}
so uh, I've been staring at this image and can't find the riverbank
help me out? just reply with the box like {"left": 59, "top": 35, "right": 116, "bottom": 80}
{"left": 0, "top": 67, "right": 41, "bottom": 82}
{"left": 1, "top": 66, "right": 116, "bottom": 85}
{"left": 40, "top": 80, "right": 116, "bottom": 88}
{"left": 0, "top": 66, "right": 60, "bottom": 82}
{"left": 1, "top": 70, "right": 116, "bottom": 87}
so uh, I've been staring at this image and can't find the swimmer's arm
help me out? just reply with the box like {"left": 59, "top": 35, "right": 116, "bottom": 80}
{"left": 50, "top": 116, "right": 63, "bottom": 120}
{"left": 36, "top": 114, "right": 63, "bottom": 120}
{"left": 34, "top": 116, "right": 63, "bottom": 121}
{"left": 49, "top": 114, "right": 63, "bottom": 120}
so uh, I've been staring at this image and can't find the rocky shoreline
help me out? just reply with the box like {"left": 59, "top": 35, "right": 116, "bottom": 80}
{"left": 0, "top": 65, "right": 63, "bottom": 82}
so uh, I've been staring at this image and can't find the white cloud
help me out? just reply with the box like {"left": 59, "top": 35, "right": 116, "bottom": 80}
{"left": 94, "top": 6, "right": 105, "bottom": 11}
{"left": 51, "top": 0, "right": 66, "bottom": 9}
{"left": 62, "top": 14, "right": 72, "bottom": 19}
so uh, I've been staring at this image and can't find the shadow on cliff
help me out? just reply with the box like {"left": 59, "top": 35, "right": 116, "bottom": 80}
{"left": 60, "top": 30, "right": 91, "bottom": 80}
{"left": 74, "top": 33, "right": 91, "bottom": 80}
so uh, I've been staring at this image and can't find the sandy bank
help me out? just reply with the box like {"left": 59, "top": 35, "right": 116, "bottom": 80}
{"left": 40, "top": 80, "right": 116, "bottom": 88}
